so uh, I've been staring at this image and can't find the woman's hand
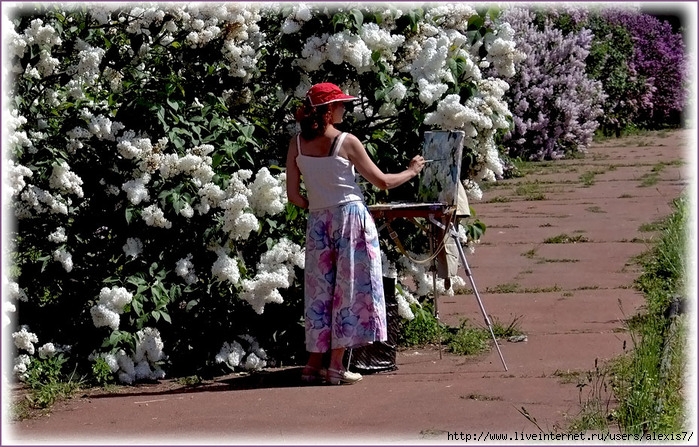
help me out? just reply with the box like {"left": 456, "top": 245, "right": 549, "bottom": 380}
{"left": 408, "top": 155, "right": 426, "bottom": 176}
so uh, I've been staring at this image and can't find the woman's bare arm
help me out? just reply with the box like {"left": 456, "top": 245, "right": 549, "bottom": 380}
{"left": 285, "top": 138, "right": 309, "bottom": 209}
{"left": 343, "top": 133, "right": 425, "bottom": 190}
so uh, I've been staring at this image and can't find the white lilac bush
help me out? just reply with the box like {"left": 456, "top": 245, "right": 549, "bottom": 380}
{"left": 5, "top": 2, "right": 620, "bottom": 384}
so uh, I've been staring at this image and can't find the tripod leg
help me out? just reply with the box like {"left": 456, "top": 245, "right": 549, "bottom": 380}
{"left": 451, "top": 224, "right": 508, "bottom": 371}
{"left": 429, "top": 226, "right": 443, "bottom": 360}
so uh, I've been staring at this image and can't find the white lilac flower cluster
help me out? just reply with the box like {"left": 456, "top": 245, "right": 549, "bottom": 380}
{"left": 91, "top": 327, "right": 166, "bottom": 384}
{"left": 13, "top": 355, "right": 31, "bottom": 380}
{"left": 53, "top": 248, "right": 73, "bottom": 272}
{"left": 116, "top": 138, "right": 289, "bottom": 242}
{"left": 13, "top": 144, "right": 87, "bottom": 217}
{"left": 215, "top": 334, "right": 267, "bottom": 371}
{"left": 248, "top": 168, "right": 286, "bottom": 216}
{"left": 90, "top": 286, "right": 133, "bottom": 331}
{"left": 141, "top": 204, "right": 172, "bottom": 229}
{"left": 239, "top": 238, "right": 305, "bottom": 314}
{"left": 6, "top": 159, "right": 33, "bottom": 199}
{"left": 294, "top": 6, "right": 405, "bottom": 76}
{"left": 63, "top": 40, "right": 106, "bottom": 100}
{"left": 217, "top": 168, "right": 287, "bottom": 242}
{"left": 122, "top": 237, "right": 143, "bottom": 259}
{"left": 48, "top": 227, "right": 68, "bottom": 244}
{"left": 11, "top": 326, "right": 68, "bottom": 380}
{"left": 395, "top": 287, "right": 419, "bottom": 320}
{"left": 17, "top": 185, "right": 69, "bottom": 218}
{"left": 64, "top": 110, "right": 124, "bottom": 153}
{"left": 220, "top": 170, "right": 259, "bottom": 241}
{"left": 196, "top": 182, "right": 226, "bottom": 215}
{"left": 281, "top": 3, "right": 312, "bottom": 34}
{"left": 12, "top": 325, "right": 38, "bottom": 355}
{"left": 6, "top": 280, "right": 29, "bottom": 303}
{"left": 6, "top": 17, "right": 63, "bottom": 75}
{"left": 175, "top": 254, "right": 198, "bottom": 285}
{"left": 160, "top": 145, "right": 215, "bottom": 186}
{"left": 211, "top": 247, "right": 241, "bottom": 284}
{"left": 48, "top": 161, "right": 84, "bottom": 198}
{"left": 38, "top": 342, "right": 57, "bottom": 359}
{"left": 7, "top": 110, "right": 33, "bottom": 153}
{"left": 118, "top": 3, "right": 266, "bottom": 81}
{"left": 397, "top": 253, "right": 455, "bottom": 298}
{"left": 484, "top": 22, "right": 525, "bottom": 78}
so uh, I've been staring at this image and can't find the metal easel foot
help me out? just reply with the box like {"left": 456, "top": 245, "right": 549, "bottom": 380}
{"left": 448, "top": 222, "right": 508, "bottom": 371}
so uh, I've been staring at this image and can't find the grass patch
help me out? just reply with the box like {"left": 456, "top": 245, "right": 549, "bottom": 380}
{"left": 552, "top": 369, "right": 584, "bottom": 384}
{"left": 638, "top": 220, "right": 664, "bottom": 232}
{"left": 463, "top": 393, "right": 503, "bottom": 401}
{"left": 544, "top": 234, "right": 589, "bottom": 244}
{"left": 491, "top": 314, "right": 525, "bottom": 338}
{"left": 398, "top": 303, "right": 447, "bottom": 347}
{"left": 585, "top": 206, "right": 606, "bottom": 213}
{"left": 638, "top": 172, "right": 660, "bottom": 187}
{"left": 484, "top": 283, "right": 562, "bottom": 294}
{"left": 567, "top": 361, "right": 616, "bottom": 433}
{"left": 542, "top": 258, "right": 579, "bottom": 263}
{"left": 399, "top": 305, "right": 525, "bottom": 359}
{"left": 521, "top": 248, "right": 538, "bottom": 258}
{"left": 515, "top": 183, "right": 547, "bottom": 201}
{"left": 579, "top": 169, "right": 607, "bottom": 186}
{"left": 10, "top": 360, "right": 84, "bottom": 421}
{"left": 485, "top": 283, "right": 520, "bottom": 294}
{"left": 522, "top": 285, "right": 562, "bottom": 293}
{"left": 446, "top": 321, "right": 490, "bottom": 355}
{"left": 489, "top": 195, "right": 511, "bottom": 203}
{"left": 176, "top": 375, "right": 204, "bottom": 387}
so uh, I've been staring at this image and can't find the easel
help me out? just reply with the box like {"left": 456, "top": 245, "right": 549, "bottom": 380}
{"left": 368, "top": 131, "right": 508, "bottom": 371}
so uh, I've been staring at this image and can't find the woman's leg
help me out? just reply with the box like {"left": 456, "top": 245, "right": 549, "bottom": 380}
{"left": 328, "top": 348, "right": 345, "bottom": 372}
{"left": 306, "top": 352, "right": 324, "bottom": 370}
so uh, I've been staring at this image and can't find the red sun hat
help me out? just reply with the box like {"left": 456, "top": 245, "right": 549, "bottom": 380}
{"left": 306, "top": 83, "right": 358, "bottom": 106}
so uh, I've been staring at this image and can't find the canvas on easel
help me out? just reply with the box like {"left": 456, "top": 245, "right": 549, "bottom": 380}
{"left": 418, "top": 131, "right": 465, "bottom": 207}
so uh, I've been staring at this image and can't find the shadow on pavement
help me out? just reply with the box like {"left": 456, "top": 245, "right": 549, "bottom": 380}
{"left": 86, "top": 367, "right": 321, "bottom": 399}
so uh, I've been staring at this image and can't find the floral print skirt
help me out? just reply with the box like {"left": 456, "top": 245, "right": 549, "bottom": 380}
{"left": 304, "top": 201, "right": 387, "bottom": 352}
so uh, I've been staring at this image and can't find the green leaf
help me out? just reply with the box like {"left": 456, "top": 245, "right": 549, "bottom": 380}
{"left": 166, "top": 98, "right": 179, "bottom": 112}
{"left": 467, "top": 15, "right": 484, "bottom": 31}
{"left": 132, "top": 298, "right": 143, "bottom": 316}
{"left": 351, "top": 9, "right": 364, "bottom": 28}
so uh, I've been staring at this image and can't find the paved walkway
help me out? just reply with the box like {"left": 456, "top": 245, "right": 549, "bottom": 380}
{"left": 6, "top": 130, "right": 693, "bottom": 445}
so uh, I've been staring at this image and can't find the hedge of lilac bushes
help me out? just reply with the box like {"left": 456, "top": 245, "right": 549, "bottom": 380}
{"left": 4, "top": 3, "right": 689, "bottom": 385}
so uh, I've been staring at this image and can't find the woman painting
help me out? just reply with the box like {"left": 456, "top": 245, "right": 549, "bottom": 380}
{"left": 286, "top": 83, "right": 425, "bottom": 385}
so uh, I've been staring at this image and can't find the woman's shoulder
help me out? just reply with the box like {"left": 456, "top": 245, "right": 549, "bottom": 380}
{"left": 340, "top": 132, "right": 361, "bottom": 145}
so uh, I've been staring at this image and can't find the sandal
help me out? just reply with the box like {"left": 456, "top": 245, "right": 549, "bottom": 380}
{"left": 326, "top": 368, "right": 362, "bottom": 385}
{"left": 301, "top": 365, "right": 325, "bottom": 384}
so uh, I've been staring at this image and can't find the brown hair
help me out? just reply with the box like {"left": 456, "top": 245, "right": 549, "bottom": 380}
{"left": 295, "top": 98, "right": 333, "bottom": 140}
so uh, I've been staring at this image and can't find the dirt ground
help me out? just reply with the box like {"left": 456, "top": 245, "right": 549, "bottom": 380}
{"left": 4, "top": 129, "right": 695, "bottom": 445}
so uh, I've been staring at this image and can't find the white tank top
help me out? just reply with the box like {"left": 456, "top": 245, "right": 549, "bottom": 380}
{"left": 295, "top": 132, "right": 365, "bottom": 210}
